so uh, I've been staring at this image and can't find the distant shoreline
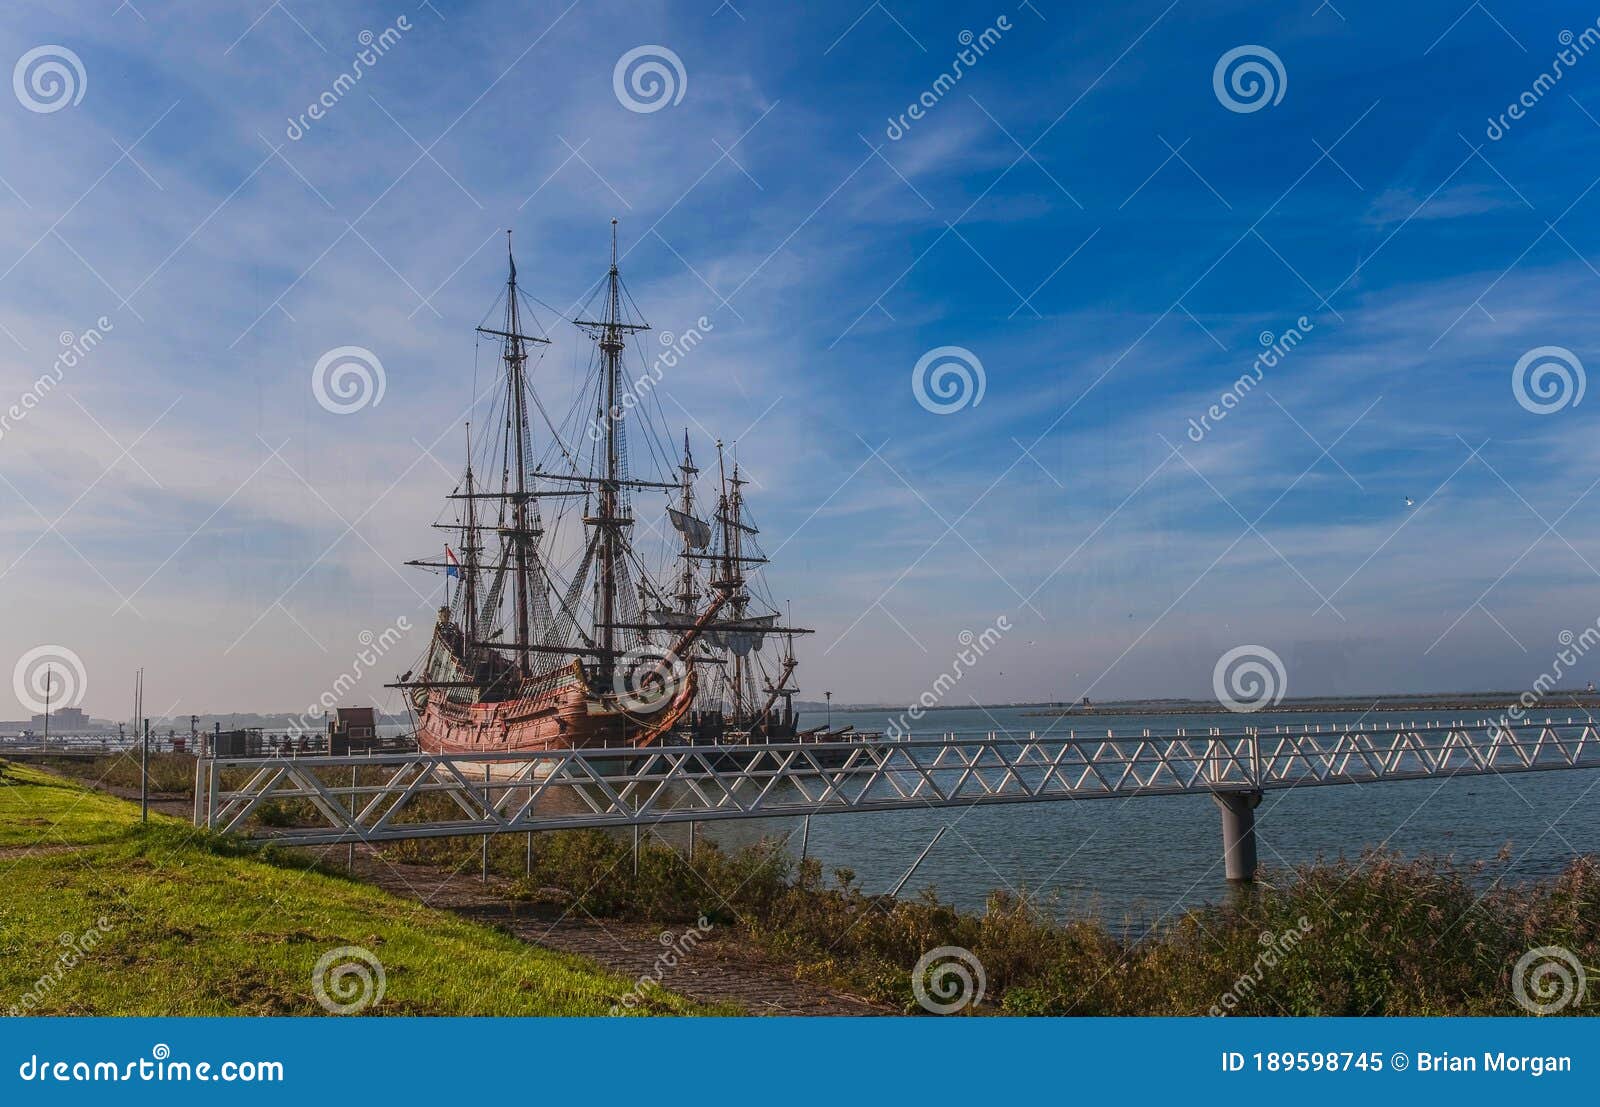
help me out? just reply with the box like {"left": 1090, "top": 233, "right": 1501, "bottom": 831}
{"left": 1021, "top": 692, "right": 1600, "bottom": 718}
{"left": 12, "top": 691, "right": 1598, "bottom": 734}
{"left": 798, "top": 689, "right": 1600, "bottom": 716}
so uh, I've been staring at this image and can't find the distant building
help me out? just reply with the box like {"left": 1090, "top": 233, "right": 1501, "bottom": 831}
{"left": 329, "top": 707, "right": 378, "bottom": 755}
{"left": 335, "top": 707, "right": 377, "bottom": 739}
{"left": 31, "top": 706, "right": 91, "bottom": 732}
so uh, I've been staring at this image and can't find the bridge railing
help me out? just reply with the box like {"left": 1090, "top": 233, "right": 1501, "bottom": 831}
{"left": 193, "top": 722, "right": 1600, "bottom": 849}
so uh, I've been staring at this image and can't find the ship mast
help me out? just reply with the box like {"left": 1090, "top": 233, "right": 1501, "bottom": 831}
{"left": 712, "top": 441, "right": 754, "bottom": 719}
{"left": 574, "top": 219, "right": 652, "bottom": 668}
{"left": 676, "top": 430, "right": 699, "bottom": 615}
{"left": 477, "top": 231, "right": 550, "bottom": 675}
{"left": 462, "top": 423, "right": 478, "bottom": 654}
{"left": 599, "top": 223, "right": 623, "bottom": 660}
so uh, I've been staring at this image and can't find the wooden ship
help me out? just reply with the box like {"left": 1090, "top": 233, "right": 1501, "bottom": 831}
{"left": 392, "top": 223, "right": 811, "bottom": 754}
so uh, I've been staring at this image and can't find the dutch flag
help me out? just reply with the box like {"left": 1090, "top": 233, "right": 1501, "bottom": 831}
{"left": 444, "top": 545, "right": 461, "bottom": 579}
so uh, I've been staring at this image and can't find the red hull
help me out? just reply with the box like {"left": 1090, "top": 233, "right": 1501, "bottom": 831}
{"left": 413, "top": 662, "right": 696, "bottom": 755}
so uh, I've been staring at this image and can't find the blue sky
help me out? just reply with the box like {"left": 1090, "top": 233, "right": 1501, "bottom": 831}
{"left": 4, "top": 0, "right": 1600, "bottom": 720}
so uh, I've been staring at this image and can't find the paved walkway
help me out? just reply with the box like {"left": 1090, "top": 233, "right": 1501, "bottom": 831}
{"left": 344, "top": 852, "right": 888, "bottom": 1016}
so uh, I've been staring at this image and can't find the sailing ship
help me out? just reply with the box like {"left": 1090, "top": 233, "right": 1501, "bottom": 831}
{"left": 393, "top": 223, "right": 812, "bottom": 754}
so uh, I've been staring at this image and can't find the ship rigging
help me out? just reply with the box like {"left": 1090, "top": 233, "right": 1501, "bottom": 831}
{"left": 393, "top": 222, "right": 811, "bottom": 753}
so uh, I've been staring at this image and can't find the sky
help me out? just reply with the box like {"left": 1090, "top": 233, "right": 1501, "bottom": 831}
{"left": 4, "top": 0, "right": 1600, "bottom": 723}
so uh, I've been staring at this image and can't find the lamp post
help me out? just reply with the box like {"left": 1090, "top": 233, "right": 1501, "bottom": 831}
{"left": 824, "top": 690, "right": 832, "bottom": 730}
{"left": 42, "top": 664, "right": 52, "bottom": 752}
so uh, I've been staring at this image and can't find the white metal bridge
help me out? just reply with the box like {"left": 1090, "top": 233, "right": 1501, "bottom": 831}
{"left": 194, "top": 720, "right": 1600, "bottom": 881}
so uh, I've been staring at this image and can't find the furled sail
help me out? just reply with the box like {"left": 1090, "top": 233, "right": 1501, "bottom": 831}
{"left": 708, "top": 613, "right": 777, "bottom": 656}
{"left": 668, "top": 506, "right": 713, "bottom": 549}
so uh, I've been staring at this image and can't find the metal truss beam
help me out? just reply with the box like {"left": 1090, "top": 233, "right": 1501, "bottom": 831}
{"left": 195, "top": 723, "right": 1600, "bottom": 847}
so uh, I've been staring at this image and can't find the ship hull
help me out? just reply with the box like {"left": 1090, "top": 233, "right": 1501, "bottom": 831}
{"left": 413, "top": 663, "right": 697, "bottom": 755}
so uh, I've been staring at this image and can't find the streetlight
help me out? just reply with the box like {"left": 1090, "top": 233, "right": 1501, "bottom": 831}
{"left": 42, "top": 663, "right": 53, "bottom": 752}
{"left": 824, "top": 690, "right": 832, "bottom": 731}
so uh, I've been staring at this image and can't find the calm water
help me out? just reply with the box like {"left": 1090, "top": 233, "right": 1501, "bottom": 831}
{"left": 658, "top": 705, "right": 1600, "bottom": 926}
{"left": 16, "top": 706, "right": 1595, "bottom": 926}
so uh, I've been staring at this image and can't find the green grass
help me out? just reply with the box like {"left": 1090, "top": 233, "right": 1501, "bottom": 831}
{"left": 0, "top": 761, "right": 730, "bottom": 1016}
{"left": 16, "top": 756, "right": 1596, "bottom": 1016}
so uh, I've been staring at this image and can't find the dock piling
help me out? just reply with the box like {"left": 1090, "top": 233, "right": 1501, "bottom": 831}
{"left": 1214, "top": 791, "right": 1263, "bottom": 883}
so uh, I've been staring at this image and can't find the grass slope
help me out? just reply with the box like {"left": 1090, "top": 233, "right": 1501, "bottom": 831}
{"left": 0, "top": 761, "right": 724, "bottom": 1016}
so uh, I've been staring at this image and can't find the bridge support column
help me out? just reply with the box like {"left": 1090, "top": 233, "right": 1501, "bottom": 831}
{"left": 1213, "top": 791, "right": 1263, "bottom": 883}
